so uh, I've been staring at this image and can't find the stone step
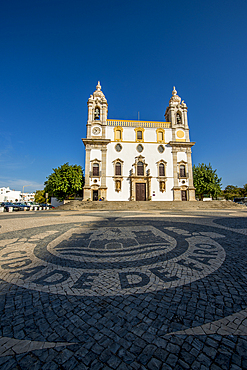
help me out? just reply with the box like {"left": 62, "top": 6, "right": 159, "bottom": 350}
{"left": 56, "top": 200, "right": 246, "bottom": 211}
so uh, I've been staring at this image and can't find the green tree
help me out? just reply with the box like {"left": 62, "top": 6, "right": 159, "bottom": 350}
{"left": 44, "top": 163, "right": 84, "bottom": 201}
{"left": 223, "top": 184, "right": 247, "bottom": 200}
{"left": 242, "top": 183, "right": 247, "bottom": 197}
{"left": 223, "top": 185, "right": 242, "bottom": 200}
{"left": 193, "top": 163, "right": 222, "bottom": 200}
{"left": 35, "top": 190, "right": 46, "bottom": 203}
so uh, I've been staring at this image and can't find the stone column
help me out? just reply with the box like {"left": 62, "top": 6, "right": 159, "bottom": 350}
{"left": 87, "top": 124, "right": 91, "bottom": 139}
{"left": 185, "top": 129, "right": 190, "bottom": 142}
{"left": 148, "top": 177, "right": 152, "bottom": 200}
{"left": 172, "top": 147, "right": 181, "bottom": 201}
{"left": 129, "top": 172, "right": 134, "bottom": 201}
{"left": 83, "top": 146, "right": 91, "bottom": 200}
{"left": 171, "top": 108, "right": 176, "bottom": 141}
{"left": 186, "top": 148, "right": 196, "bottom": 201}
{"left": 100, "top": 147, "right": 108, "bottom": 199}
{"left": 172, "top": 148, "right": 178, "bottom": 187}
{"left": 102, "top": 126, "right": 106, "bottom": 140}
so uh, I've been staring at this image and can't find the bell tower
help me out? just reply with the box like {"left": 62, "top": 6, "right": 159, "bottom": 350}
{"left": 86, "top": 81, "right": 108, "bottom": 139}
{"left": 165, "top": 86, "right": 190, "bottom": 141}
{"left": 82, "top": 82, "right": 110, "bottom": 201}
{"left": 166, "top": 87, "right": 196, "bottom": 201}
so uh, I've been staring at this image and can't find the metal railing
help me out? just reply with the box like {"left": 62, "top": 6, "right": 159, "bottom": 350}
{"left": 178, "top": 172, "right": 189, "bottom": 179}
{"left": 89, "top": 171, "right": 102, "bottom": 177}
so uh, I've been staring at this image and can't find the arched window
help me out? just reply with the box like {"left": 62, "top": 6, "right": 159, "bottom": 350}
{"left": 94, "top": 107, "right": 100, "bottom": 120}
{"left": 116, "top": 130, "right": 121, "bottom": 140}
{"left": 137, "top": 161, "right": 144, "bottom": 176}
{"left": 115, "top": 162, "right": 121, "bottom": 176}
{"left": 93, "top": 163, "right": 99, "bottom": 176}
{"left": 180, "top": 165, "right": 186, "bottom": 177}
{"left": 159, "top": 163, "right": 165, "bottom": 176}
{"left": 176, "top": 112, "right": 182, "bottom": 124}
{"left": 137, "top": 131, "right": 142, "bottom": 140}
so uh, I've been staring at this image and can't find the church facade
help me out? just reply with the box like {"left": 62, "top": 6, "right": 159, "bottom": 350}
{"left": 82, "top": 82, "right": 195, "bottom": 202}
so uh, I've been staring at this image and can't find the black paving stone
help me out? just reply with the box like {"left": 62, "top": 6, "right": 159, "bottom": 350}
{"left": 0, "top": 213, "right": 247, "bottom": 369}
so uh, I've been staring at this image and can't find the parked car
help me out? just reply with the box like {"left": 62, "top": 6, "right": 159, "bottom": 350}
{"left": 27, "top": 202, "right": 41, "bottom": 208}
{"left": 14, "top": 203, "right": 31, "bottom": 211}
{"left": 0, "top": 202, "right": 20, "bottom": 211}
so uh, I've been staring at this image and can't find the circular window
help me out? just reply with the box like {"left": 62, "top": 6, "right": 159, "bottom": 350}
{"left": 137, "top": 144, "right": 143, "bottom": 153}
{"left": 158, "top": 145, "right": 165, "bottom": 153}
{"left": 115, "top": 144, "right": 122, "bottom": 152}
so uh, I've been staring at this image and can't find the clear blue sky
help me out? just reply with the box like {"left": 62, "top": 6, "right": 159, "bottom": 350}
{"left": 1, "top": 0, "right": 246, "bottom": 192}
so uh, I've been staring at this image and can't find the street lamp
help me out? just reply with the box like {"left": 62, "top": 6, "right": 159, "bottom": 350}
{"left": 22, "top": 185, "right": 32, "bottom": 201}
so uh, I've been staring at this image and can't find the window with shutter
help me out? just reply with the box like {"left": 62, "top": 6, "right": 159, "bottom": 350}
{"left": 137, "top": 162, "right": 144, "bottom": 176}
{"left": 137, "top": 131, "right": 142, "bottom": 140}
{"left": 159, "top": 163, "right": 165, "bottom": 176}
{"left": 115, "top": 162, "right": 121, "bottom": 176}
{"left": 93, "top": 163, "right": 99, "bottom": 176}
{"left": 180, "top": 165, "right": 186, "bottom": 177}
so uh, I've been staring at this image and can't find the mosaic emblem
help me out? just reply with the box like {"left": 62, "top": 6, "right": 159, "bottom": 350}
{"left": 0, "top": 224, "right": 226, "bottom": 296}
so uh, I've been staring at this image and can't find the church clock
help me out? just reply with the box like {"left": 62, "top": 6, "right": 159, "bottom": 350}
{"left": 92, "top": 127, "right": 101, "bottom": 135}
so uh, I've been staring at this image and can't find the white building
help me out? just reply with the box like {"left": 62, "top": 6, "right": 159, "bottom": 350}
{"left": 0, "top": 187, "right": 21, "bottom": 202}
{"left": 21, "top": 192, "right": 35, "bottom": 202}
{"left": 82, "top": 82, "right": 195, "bottom": 202}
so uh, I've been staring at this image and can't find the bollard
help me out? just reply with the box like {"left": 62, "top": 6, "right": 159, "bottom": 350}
{"left": 34, "top": 206, "right": 38, "bottom": 211}
{"left": 24, "top": 207, "right": 28, "bottom": 211}
{"left": 0, "top": 207, "right": 4, "bottom": 212}
{"left": 8, "top": 207, "right": 13, "bottom": 212}
{"left": 29, "top": 206, "right": 33, "bottom": 211}
{"left": 39, "top": 207, "right": 42, "bottom": 211}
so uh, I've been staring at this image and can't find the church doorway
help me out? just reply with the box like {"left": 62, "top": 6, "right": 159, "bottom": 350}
{"left": 181, "top": 190, "right": 187, "bottom": 201}
{"left": 93, "top": 190, "right": 98, "bottom": 201}
{"left": 136, "top": 183, "right": 146, "bottom": 201}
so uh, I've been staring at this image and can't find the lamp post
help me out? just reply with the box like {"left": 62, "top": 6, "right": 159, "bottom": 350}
{"left": 22, "top": 185, "right": 32, "bottom": 201}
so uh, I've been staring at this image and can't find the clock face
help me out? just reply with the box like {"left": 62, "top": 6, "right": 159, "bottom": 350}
{"left": 92, "top": 127, "right": 101, "bottom": 135}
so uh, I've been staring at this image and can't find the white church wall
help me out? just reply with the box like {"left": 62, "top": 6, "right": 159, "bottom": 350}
{"left": 150, "top": 178, "right": 174, "bottom": 201}
{"left": 165, "top": 129, "right": 173, "bottom": 142}
{"left": 105, "top": 127, "right": 114, "bottom": 141}
{"left": 90, "top": 178, "right": 101, "bottom": 186}
{"left": 177, "top": 152, "right": 187, "bottom": 162}
{"left": 105, "top": 139, "right": 174, "bottom": 201}
{"left": 106, "top": 177, "right": 130, "bottom": 201}
{"left": 90, "top": 149, "right": 102, "bottom": 162}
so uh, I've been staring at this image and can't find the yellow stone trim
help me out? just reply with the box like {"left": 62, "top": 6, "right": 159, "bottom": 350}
{"left": 114, "top": 126, "right": 123, "bottom": 141}
{"left": 156, "top": 128, "right": 165, "bottom": 143}
{"left": 107, "top": 119, "right": 171, "bottom": 128}
{"left": 112, "top": 141, "right": 168, "bottom": 144}
{"left": 176, "top": 139, "right": 186, "bottom": 142}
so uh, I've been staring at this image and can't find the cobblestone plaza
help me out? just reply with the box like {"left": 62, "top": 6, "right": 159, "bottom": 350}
{"left": 0, "top": 208, "right": 246, "bottom": 369}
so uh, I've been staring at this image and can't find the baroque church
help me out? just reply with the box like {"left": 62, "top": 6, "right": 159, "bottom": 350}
{"left": 82, "top": 82, "right": 195, "bottom": 202}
